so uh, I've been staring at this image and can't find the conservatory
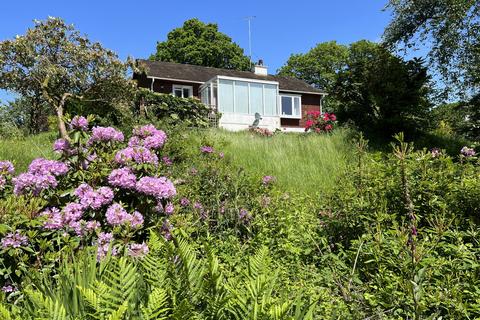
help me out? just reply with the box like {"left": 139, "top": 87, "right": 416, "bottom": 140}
{"left": 200, "top": 76, "right": 280, "bottom": 131}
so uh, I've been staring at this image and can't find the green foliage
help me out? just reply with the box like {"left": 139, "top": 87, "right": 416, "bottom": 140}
{"left": 136, "top": 88, "right": 217, "bottom": 128}
{"left": 334, "top": 40, "right": 431, "bottom": 137}
{"left": 150, "top": 18, "right": 252, "bottom": 71}
{"left": 0, "top": 17, "right": 137, "bottom": 137}
{"left": 383, "top": 0, "right": 480, "bottom": 96}
{"left": 277, "top": 41, "right": 348, "bottom": 111}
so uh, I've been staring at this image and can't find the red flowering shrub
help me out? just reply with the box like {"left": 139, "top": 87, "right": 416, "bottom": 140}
{"left": 304, "top": 111, "right": 337, "bottom": 133}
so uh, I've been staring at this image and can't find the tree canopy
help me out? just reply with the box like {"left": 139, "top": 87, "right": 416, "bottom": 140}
{"left": 383, "top": 0, "right": 480, "bottom": 98}
{"left": 333, "top": 40, "right": 431, "bottom": 137}
{"left": 0, "top": 17, "right": 137, "bottom": 138}
{"left": 150, "top": 18, "right": 252, "bottom": 71}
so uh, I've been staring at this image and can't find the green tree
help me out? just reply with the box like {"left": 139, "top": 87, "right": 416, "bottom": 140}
{"left": 277, "top": 41, "right": 348, "bottom": 111}
{"left": 333, "top": 40, "right": 431, "bottom": 137}
{"left": 0, "top": 17, "right": 137, "bottom": 138}
{"left": 151, "top": 18, "right": 251, "bottom": 71}
{"left": 383, "top": 0, "right": 480, "bottom": 97}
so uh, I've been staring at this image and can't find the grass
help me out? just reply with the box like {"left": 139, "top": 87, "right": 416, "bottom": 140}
{"left": 205, "top": 128, "right": 354, "bottom": 194}
{"left": 0, "top": 128, "right": 354, "bottom": 195}
{"left": 0, "top": 132, "right": 56, "bottom": 172}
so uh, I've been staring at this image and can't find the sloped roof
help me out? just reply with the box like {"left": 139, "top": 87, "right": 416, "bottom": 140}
{"left": 136, "top": 59, "right": 326, "bottom": 95}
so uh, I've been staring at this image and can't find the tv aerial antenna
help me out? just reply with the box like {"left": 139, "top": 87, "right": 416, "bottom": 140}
{"left": 244, "top": 16, "right": 256, "bottom": 64}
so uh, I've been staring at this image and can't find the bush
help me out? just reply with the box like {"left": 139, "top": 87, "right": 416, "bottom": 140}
{"left": 136, "top": 88, "right": 218, "bottom": 128}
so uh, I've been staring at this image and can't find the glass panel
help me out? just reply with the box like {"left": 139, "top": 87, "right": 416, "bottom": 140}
{"left": 264, "top": 84, "right": 277, "bottom": 116}
{"left": 174, "top": 88, "right": 183, "bottom": 98}
{"left": 234, "top": 81, "right": 249, "bottom": 114}
{"left": 183, "top": 88, "right": 191, "bottom": 98}
{"left": 281, "top": 96, "right": 292, "bottom": 116}
{"left": 249, "top": 83, "right": 263, "bottom": 115}
{"left": 218, "top": 79, "right": 234, "bottom": 113}
{"left": 200, "top": 86, "right": 209, "bottom": 105}
{"left": 293, "top": 97, "right": 300, "bottom": 116}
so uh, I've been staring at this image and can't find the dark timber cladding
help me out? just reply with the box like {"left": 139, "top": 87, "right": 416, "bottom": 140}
{"left": 134, "top": 60, "right": 325, "bottom": 95}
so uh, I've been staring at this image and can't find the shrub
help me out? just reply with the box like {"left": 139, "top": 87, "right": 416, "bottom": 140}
{"left": 304, "top": 111, "right": 337, "bottom": 133}
{"left": 136, "top": 88, "right": 219, "bottom": 128}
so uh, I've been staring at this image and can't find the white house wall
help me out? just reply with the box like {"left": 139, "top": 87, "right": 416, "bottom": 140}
{"left": 219, "top": 113, "right": 280, "bottom": 131}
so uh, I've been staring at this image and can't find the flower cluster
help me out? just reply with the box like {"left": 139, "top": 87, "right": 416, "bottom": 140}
{"left": 262, "top": 175, "right": 275, "bottom": 185}
{"left": 88, "top": 126, "right": 124, "bottom": 145}
{"left": 75, "top": 183, "right": 114, "bottom": 210}
{"left": 460, "top": 146, "right": 476, "bottom": 158}
{"left": 1, "top": 231, "right": 28, "bottom": 249}
{"left": 305, "top": 111, "right": 337, "bottom": 133}
{"left": 96, "top": 232, "right": 116, "bottom": 261}
{"left": 108, "top": 167, "right": 137, "bottom": 189}
{"left": 200, "top": 146, "right": 214, "bottom": 153}
{"left": 127, "top": 242, "right": 149, "bottom": 258}
{"left": 115, "top": 147, "right": 159, "bottom": 165}
{"left": 70, "top": 116, "right": 89, "bottom": 131}
{"left": 53, "top": 139, "right": 71, "bottom": 154}
{"left": 136, "top": 176, "right": 176, "bottom": 199}
{"left": 129, "top": 124, "right": 167, "bottom": 150}
{"left": 13, "top": 159, "right": 68, "bottom": 196}
{"left": 0, "top": 161, "right": 14, "bottom": 190}
{"left": 105, "top": 203, "right": 143, "bottom": 228}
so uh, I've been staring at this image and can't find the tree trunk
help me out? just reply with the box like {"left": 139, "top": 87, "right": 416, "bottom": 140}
{"left": 56, "top": 93, "right": 71, "bottom": 139}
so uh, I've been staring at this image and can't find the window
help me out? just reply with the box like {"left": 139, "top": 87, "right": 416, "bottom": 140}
{"left": 280, "top": 95, "right": 301, "bottom": 118}
{"left": 172, "top": 85, "right": 193, "bottom": 98}
{"left": 218, "top": 79, "right": 234, "bottom": 112}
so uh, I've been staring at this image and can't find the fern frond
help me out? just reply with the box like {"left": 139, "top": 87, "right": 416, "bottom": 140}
{"left": 140, "top": 287, "right": 170, "bottom": 320}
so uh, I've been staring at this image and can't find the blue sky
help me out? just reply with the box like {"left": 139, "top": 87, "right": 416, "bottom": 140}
{"left": 0, "top": 0, "right": 392, "bottom": 103}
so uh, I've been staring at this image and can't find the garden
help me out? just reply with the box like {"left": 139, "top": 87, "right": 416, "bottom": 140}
{"left": 1, "top": 5, "right": 480, "bottom": 318}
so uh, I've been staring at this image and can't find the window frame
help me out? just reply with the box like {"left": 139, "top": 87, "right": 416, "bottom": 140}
{"left": 280, "top": 94, "right": 302, "bottom": 119}
{"left": 172, "top": 84, "right": 193, "bottom": 98}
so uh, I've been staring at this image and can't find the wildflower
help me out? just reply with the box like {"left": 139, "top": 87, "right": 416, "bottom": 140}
{"left": 88, "top": 126, "right": 124, "bottom": 145}
{"left": 200, "top": 146, "right": 214, "bottom": 153}
{"left": 130, "top": 211, "right": 144, "bottom": 228}
{"left": 0, "top": 161, "right": 14, "bottom": 175}
{"left": 239, "top": 208, "right": 252, "bottom": 223}
{"left": 262, "top": 175, "right": 275, "bottom": 185}
{"left": 136, "top": 176, "right": 176, "bottom": 199}
{"left": 41, "top": 207, "right": 63, "bottom": 230}
{"left": 162, "top": 156, "right": 173, "bottom": 166}
{"left": 1, "top": 231, "right": 28, "bottom": 248}
{"left": 180, "top": 197, "right": 190, "bottom": 207}
{"left": 161, "top": 220, "right": 173, "bottom": 240}
{"left": 70, "top": 116, "right": 89, "bottom": 131}
{"left": 108, "top": 167, "right": 137, "bottom": 189}
{"left": 127, "top": 242, "right": 149, "bottom": 258}
{"left": 106, "top": 203, "right": 130, "bottom": 226}
{"left": 53, "top": 139, "right": 71, "bottom": 154}
{"left": 461, "top": 146, "right": 476, "bottom": 157}
{"left": 165, "top": 202, "right": 174, "bottom": 215}
{"left": 430, "top": 147, "right": 441, "bottom": 158}
{"left": 1, "top": 285, "right": 15, "bottom": 293}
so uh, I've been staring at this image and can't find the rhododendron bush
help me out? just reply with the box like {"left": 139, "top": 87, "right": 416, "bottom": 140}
{"left": 304, "top": 111, "right": 337, "bottom": 133}
{"left": 0, "top": 116, "right": 180, "bottom": 284}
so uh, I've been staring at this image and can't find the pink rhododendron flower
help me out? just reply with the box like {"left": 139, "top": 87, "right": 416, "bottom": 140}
{"left": 0, "top": 161, "right": 14, "bottom": 175}
{"left": 88, "top": 126, "right": 124, "bottom": 145}
{"left": 70, "top": 116, "right": 89, "bottom": 131}
{"left": 108, "top": 167, "right": 137, "bottom": 189}
{"left": 1, "top": 231, "right": 28, "bottom": 248}
{"left": 136, "top": 176, "right": 176, "bottom": 199}
{"left": 127, "top": 242, "right": 149, "bottom": 258}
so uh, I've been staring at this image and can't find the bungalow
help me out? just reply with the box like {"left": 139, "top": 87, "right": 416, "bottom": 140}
{"left": 134, "top": 59, "right": 326, "bottom": 131}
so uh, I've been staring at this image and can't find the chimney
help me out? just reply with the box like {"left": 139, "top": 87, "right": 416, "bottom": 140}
{"left": 253, "top": 59, "right": 268, "bottom": 76}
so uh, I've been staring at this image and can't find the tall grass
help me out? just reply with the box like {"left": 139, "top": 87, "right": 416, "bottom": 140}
{"left": 0, "top": 132, "right": 56, "bottom": 172}
{"left": 205, "top": 128, "right": 354, "bottom": 194}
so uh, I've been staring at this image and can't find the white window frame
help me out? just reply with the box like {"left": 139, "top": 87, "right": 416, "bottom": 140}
{"left": 216, "top": 76, "right": 279, "bottom": 116}
{"left": 172, "top": 84, "right": 193, "bottom": 98}
{"left": 280, "top": 94, "right": 302, "bottom": 119}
